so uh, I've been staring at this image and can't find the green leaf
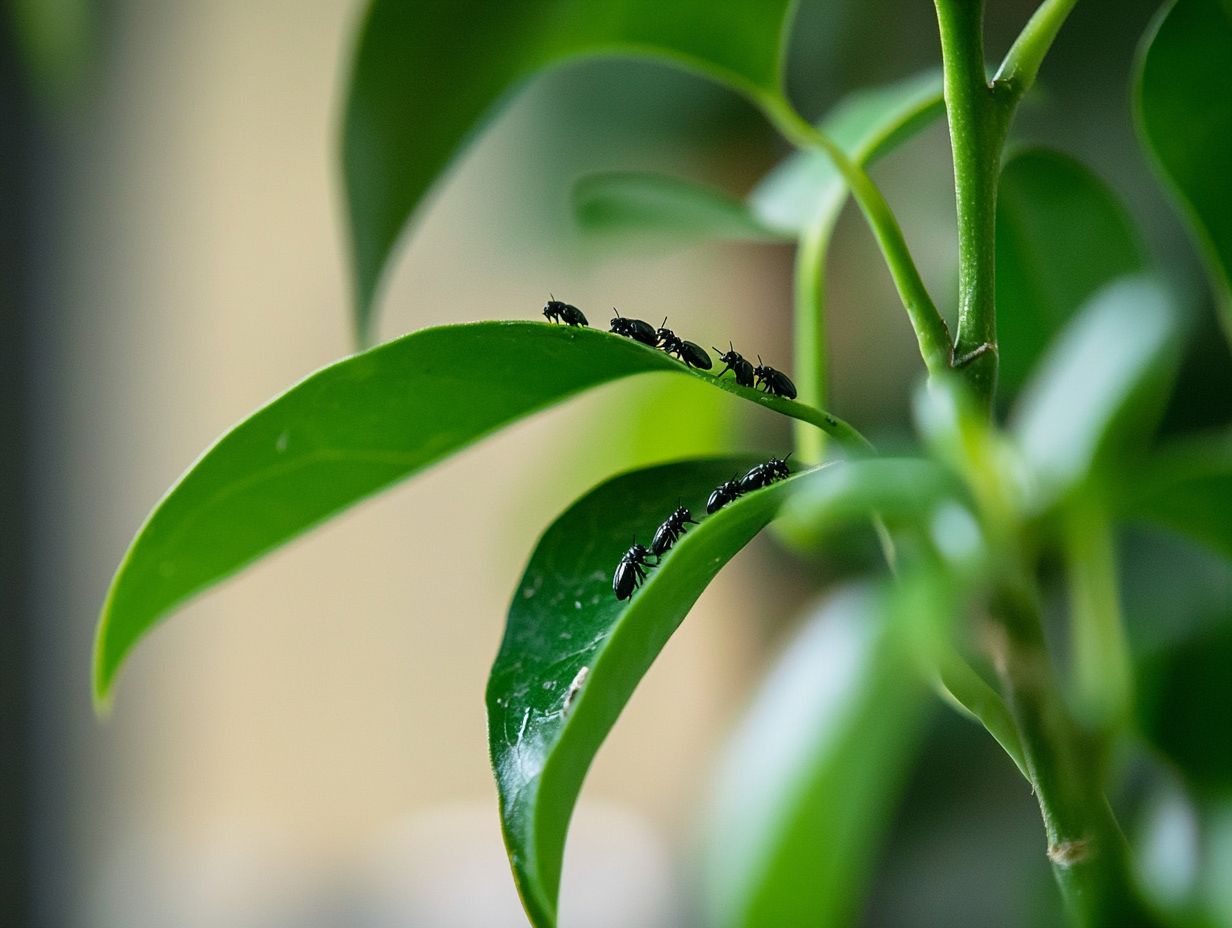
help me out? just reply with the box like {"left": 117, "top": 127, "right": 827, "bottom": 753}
{"left": 1122, "top": 432, "right": 1232, "bottom": 560}
{"left": 701, "top": 582, "right": 932, "bottom": 928}
{"left": 571, "top": 171, "right": 790, "bottom": 245}
{"left": 748, "top": 69, "right": 944, "bottom": 233}
{"left": 996, "top": 148, "right": 1147, "bottom": 396}
{"left": 1138, "top": 621, "right": 1232, "bottom": 793}
{"left": 94, "top": 322, "right": 863, "bottom": 707}
{"left": 1011, "top": 276, "right": 1179, "bottom": 510}
{"left": 488, "top": 456, "right": 914, "bottom": 927}
{"left": 1136, "top": 0, "right": 1232, "bottom": 342}
{"left": 342, "top": 0, "right": 795, "bottom": 343}
{"left": 568, "top": 71, "right": 944, "bottom": 253}
{"left": 774, "top": 457, "right": 957, "bottom": 550}
{"left": 489, "top": 457, "right": 794, "bottom": 926}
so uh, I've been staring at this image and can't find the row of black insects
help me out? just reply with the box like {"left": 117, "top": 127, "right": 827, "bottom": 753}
{"left": 542, "top": 297, "right": 798, "bottom": 400}
{"left": 612, "top": 455, "right": 792, "bottom": 600}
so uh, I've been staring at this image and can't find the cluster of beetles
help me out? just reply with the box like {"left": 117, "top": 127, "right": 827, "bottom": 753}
{"left": 540, "top": 295, "right": 796, "bottom": 602}
{"left": 611, "top": 455, "right": 792, "bottom": 600}
{"left": 542, "top": 296, "right": 798, "bottom": 400}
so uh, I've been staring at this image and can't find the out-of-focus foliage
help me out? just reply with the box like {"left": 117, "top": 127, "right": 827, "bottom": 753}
{"left": 1136, "top": 0, "right": 1232, "bottom": 341}
{"left": 995, "top": 148, "right": 1146, "bottom": 396}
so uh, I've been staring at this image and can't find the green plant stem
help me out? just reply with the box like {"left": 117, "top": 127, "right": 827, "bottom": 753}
{"left": 934, "top": 0, "right": 1012, "bottom": 409}
{"left": 758, "top": 94, "right": 953, "bottom": 379}
{"left": 995, "top": 0, "right": 1082, "bottom": 94}
{"left": 933, "top": 0, "right": 1082, "bottom": 411}
{"left": 793, "top": 217, "right": 832, "bottom": 465}
{"left": 987, "top": 581, "right": 1158, "bottom": 927}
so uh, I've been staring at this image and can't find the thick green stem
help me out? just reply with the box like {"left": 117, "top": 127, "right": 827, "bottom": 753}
{"left": 793, "top": 218, "right": 834, "bottom": 465}
{"left": 758, "top": 95, "right": 953, "bottom": 379}
{"left": 987, "top": 582, "right": 1158, "bottom": 927}
{"left": 932, "top": 0, "right": 1083, "bottom": 410}
{"left": 934, "top": 0, "right": 1011, "bottom": 409}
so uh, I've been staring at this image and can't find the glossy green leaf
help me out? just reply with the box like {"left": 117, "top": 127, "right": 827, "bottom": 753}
{"left": 996, "top": 148, "right": 1147, "bottom": 396}
{"left": 1136, "top": 0, "right": 1232, "bottom": 340}
{"left": 94, "top": 322, "right": 863, "bottom": 707}
{"left": 702, "top": 582, "right": 932, "bottom": 928}
{"left": 748, "top": 69, "right": 944, "bottom": 233}
{"left": 489, "top": 457, "right": 798, "bottom": 926}
{"left": 1011, "top": 276, "right": 1179, "bottom": 510}
{"left": 488, "top": 456, "right": 922, "bottom": 927}
{"left": 569, "top": 70, "right": 944, "bottom": 249}
{"left": 572, "top": 172, "right": 790, "bottom": 244}
{"left": 342, "top": 0, "right": 795, "bottom": 342}
{"left": 1123, "top": 432, "right": 1232, "bottom": 560}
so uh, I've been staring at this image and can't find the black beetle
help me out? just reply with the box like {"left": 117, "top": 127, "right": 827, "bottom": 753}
{"left": 609, "top": 311, "right": 659, "bottom": 346}
{"left": 543, "top": 295, "right": 588, "bottom": 327}
{"left": 714, "top": 342, "right": 756, "bottom": 387}
{"left": 753, "top": 357, "right": 797, "bottom": 399}
{"left": 738, "top": 454, "right": 792, "bottom": 493}
{"left": 650, "top": 505, "right": 698, "bottom": 556}
{"left": 613, "top": 541, "right": 656, "bottom": 601}
{"left": 656, "top": 319, "right": 713, "bottom": 370}
{"left": 706, "top": 475, "right": 745, "bottom": 515}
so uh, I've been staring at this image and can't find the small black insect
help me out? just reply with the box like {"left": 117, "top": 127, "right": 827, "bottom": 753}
{"left": 613, "top": 541, "right": 656, "bottom": 601}
{"left": 753, "top": 357, "right": 797, "bottom": 399}
{"left": 650, "top": 505, "right": 698, "bottom": 556}
{"left": 738, "top": 454, "right": 792, "bottom": 494}
{"left": 543, "top": 295, "right": 588, "bottom": 327}
{"left": 714, "top": 342, "right": 756, "bottom": 387}
{"left": 609, "top": 310, "right": 659, "bottom": 346}
{"left": 656, "top": 318, "right": 712, "bottom": 370}
{"left": 706, "top": 475, "right": 745, "bottom": 515}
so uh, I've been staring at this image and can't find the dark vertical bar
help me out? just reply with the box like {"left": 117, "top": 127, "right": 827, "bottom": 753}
{"left": 0, "top": 10, "right": 37, "bottom": 927}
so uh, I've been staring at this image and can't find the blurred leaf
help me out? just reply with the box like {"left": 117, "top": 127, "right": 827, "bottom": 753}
{"left": 1135, "top": 0, "right": 1232, "bottom": 341}
{"left": 569, "top": 70, "right": 944, "bottom": 249}
{"left": 749, "top": 69, "right": 944, "bottom": 233}
{"left": 342, "top": 0, "right": 795, "bottom": 342}
{"left": 1138, "top": 622, "right": 1232, "bottom": 793}
{"left": 94, "top": 322, "right": 860, "bottom": 707}
{"left": 488, "top": 457, "right": 801, "bottom": 927}
{"left": 774, "top": 456, "right": 958, "bottom": 550}
{"left": 572, "top": 172, "right": 790, "bottom": 244}
{"left": 701, "top": 582, "right": 932, "bottom": 928}
{"left": 1011, "top": 277, "right": 1179, "bottom": 510}
{"left": 996, "top": 148, "right": 1147, "bottom": 396}
{"left": 1122, "top": 432, "right": 1232, "bottom": 560}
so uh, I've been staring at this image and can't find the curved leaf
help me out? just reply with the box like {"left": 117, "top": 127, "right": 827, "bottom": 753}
{"left": 1135, "top": 0, "right": 1232, "bottom": 341}
{"left": 94, "top": 322, "right": 864, "bottom": 707}
{"left": 488, "top": 457, "right": 869, "bottom": 927}
{"left": 572, "top": 171, "right": 790, "bottom": 244}
{"left": 343, "top": 0, "right": 796, "bottom": 342}
{"left": 1011, "top": 276, "right": 1179, "bottom": 510}
{"left": 1122, "top": 432, "right": 1232, "bottom": 560}
{"left": 489, "top": 457, "right": 781, "bottom": 926}
{"left": 996, "top": 148, "right": 1147, "bottom": 396}
{"left": 702, "top": 583, "right": 931, "bottom": 928}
